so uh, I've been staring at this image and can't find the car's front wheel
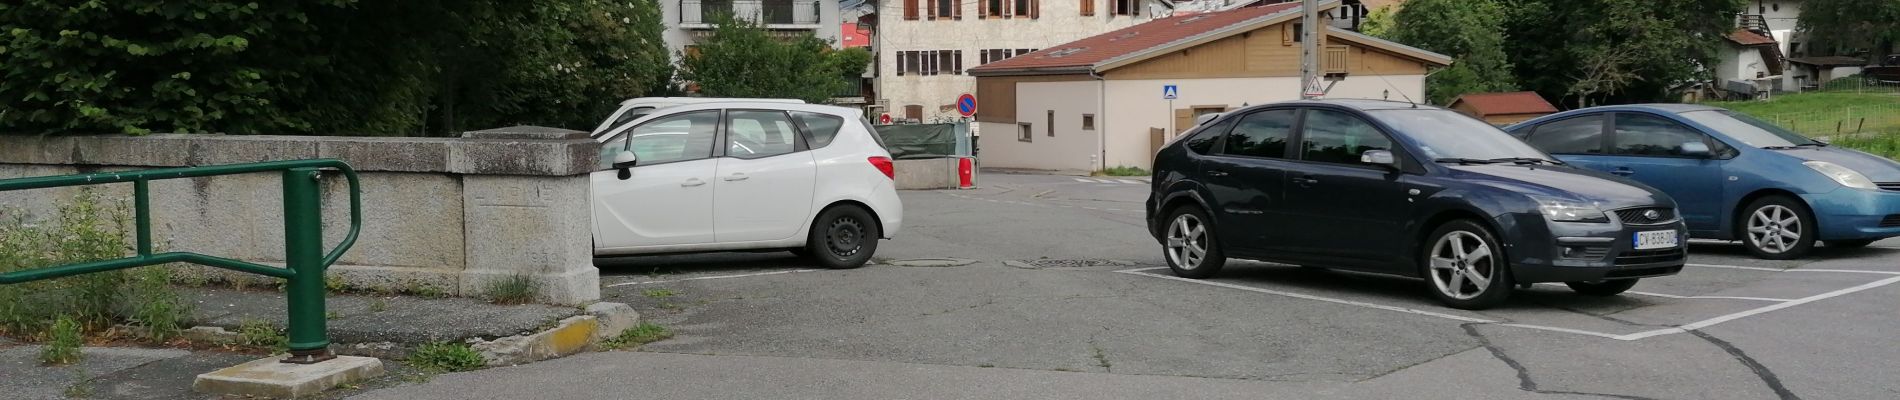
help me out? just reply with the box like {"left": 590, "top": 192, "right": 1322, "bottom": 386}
{"left": 1566, "top": 279, "right": 1638, "bottom": 296}
{"left": 1740, "top": 196, "right": 1816, "bottom": 260}
{"left": 1162, "top": 206, "right": 1226, "bottom": 279}
{"left": 804, "top": 206, "right": 879, "bottom": 269}
{"left": 1422, "top": 220, "right": 1513, "bottom": 310}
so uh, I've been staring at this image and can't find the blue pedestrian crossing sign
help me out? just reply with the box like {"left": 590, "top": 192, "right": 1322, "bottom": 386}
{"left": 1162, "top": 85, "right": 1179, "bottom": 100}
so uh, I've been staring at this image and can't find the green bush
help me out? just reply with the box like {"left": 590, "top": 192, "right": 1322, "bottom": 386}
{"left": 408, "top": 341, "right": 487, "bottom": 372}
{"left": 1095, "top": 166, "right": 1150, "bottom": 177}
{"left": 0, "top": 190, "right": 193, "bottom": 344}
{"left": 236, "top": 318, "right": 287, "bottom": 352}
{"left": 39, "top": 316, "right": 82, "bottom": 365}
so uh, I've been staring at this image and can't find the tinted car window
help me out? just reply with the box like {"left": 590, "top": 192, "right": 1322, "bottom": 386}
{"left": 726, "top": 110, "right": 800, "bottom": 159}
{"left": 602, "top": 110, "right": 719, "bottom": 168}
{"left": 1300, "top": 109, "right": 1393, "bottom": 165}
{"left": 1184, "top": 117, "right": 1237, "bottom": 154}
{"left": 1366, "top": 109, "right": 1551, "bottom": 161}
{"left": 1677, "top": 110, "right": 1821, "bottom": 148}
{"left": 1223, "top": 109, "right": 1296, "bottom": 159}
{"left": 1527, "top": 115, "right": 1605, "bottom": 154}
{"left": 1613, "top": 113, "right": 1708, "bottom": 157}
{"left": 792, "top": 111, "right": 846, "bottom": 148}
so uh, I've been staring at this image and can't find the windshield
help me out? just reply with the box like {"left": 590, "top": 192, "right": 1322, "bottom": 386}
{"left": 1366, "top": 109, "right": 1554, "bottom": 161}
{"left": 1677, "top": 110, "right": 1820, "bottom": 148}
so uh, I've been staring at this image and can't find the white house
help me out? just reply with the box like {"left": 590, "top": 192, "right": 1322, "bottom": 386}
{"left": 661, "top": 0, "right": 846, "bottom": 58}
{"left": 966, "top": 1, "right": 1450, "bottom": 173}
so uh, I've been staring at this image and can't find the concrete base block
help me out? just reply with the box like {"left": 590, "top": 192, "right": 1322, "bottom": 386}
{"left": 468, "top": 315, "right": 600, "bottom": 367}
{"left": 193, "top": 355, "right": 385, "bottom": 398}
{"left": 585, "top": 302, "right": 642, "bottom": 340}
{"left": 460, "top": 266, "right": 600, "bottom": 305}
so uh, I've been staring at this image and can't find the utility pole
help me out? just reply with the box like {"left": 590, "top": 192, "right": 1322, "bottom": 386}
{"left": 1299, "top": 0, "right": 1320, "bottom": 100}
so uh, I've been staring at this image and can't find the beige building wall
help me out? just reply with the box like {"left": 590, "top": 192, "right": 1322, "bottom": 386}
{"left": 877, "top": 0, "right": 1157, "bottom": 122}
{"left": 977, "top": 80, "right": 1104, "bottom": 172}
{"left": 1097, "top": 75, "right": 1425, "bottom": 169}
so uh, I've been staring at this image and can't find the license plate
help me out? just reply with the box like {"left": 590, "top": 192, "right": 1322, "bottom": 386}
{"left": 1633, "top": 230, "right": 1680, "bottom": 250}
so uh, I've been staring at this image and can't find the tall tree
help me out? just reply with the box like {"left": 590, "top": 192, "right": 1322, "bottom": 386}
{"left": 1501, "top": 0, "right": 1744, "bottom": 107}
{"left": 1798, "top": 0, "right": 1900, "bottom": 60}
{"left": 1380, "top": 0, "right": 1518, "bottom": 104}
{"left": 678, "top": 15, "right": 870, "bottom": 104}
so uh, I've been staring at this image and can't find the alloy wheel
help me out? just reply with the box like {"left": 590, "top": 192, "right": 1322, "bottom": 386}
{"left": 1747, "top": 205, "right": 1802, "bottom": 254}
{"left": 1429, "top": 231, "right": 1495, "bottom": 300}
{"left": 1165, "top": 214, "right": 1208, "bottom": 270}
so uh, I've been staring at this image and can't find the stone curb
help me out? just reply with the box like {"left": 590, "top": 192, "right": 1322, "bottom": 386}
{"left": 179, "top": 302, "right": 640, "bottom": 366}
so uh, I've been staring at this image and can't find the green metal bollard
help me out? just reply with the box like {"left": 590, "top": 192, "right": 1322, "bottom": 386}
{"left": 281, "top": 168, "right": 334, "bottom": 363}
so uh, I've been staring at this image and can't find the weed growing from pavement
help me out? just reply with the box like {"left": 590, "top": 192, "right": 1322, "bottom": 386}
{"left": 40, "top": 316, "right": 83, "bottom": 365}
{"left": 326, "top": 275, "right": 349, "bottom": 292}
{"left": 237, "top": 318, "right": 288, "bottom": 353}
{"left": 0, "top": 191, "right": 191, "bottom": 346}
{"left": 484, "top": 274, "right": 538, "bottom": 305}
{"left": 407, "top": 342, "right": 487, "bottom": 372}
{"left": 600, "top": 323, "right": 673, "bottom": 350}
{"left": 1094, "top": 166, "right": 1150, "bottom": 177}
{"left": 369, "top": 298, "right": 389, "bottom": 312}
{"left": 642, "top": 288, "right": 677, "bottom": 298}
{"left": 326, "top": 311, "right": 342, "bottom": 320}
{"left": 63, "top": 371, "right": 93, "bottom": 398}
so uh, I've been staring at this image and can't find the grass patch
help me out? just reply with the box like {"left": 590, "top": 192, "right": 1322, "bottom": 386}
{"left": 483, "top": 275, "right": 537, "bottom": 305}
{"left": 641, "top": 288, "right": 677, "bottom": 298}
{"left": 369, "top": 298, "right": 389, "bottom": 312}
{"left": 0, "top": 190, "right": 192, "bottom": 346}
{"left": 599, "top": 323, "right": 673, "bottom": 350}
{"left": 1703, "top": 89, "right": 1900, "bottom": 160}
{"left": 1093, "top": 166, "right": 1150, "bottom": 177}
{"left": 236, "top": 318, "right": 287, "bottom": 353}
{"left": 407, "top": 342, "right": 487, "bottom": 373}
{"left": 39, "top": 316, "right": 82, "bottom": 365}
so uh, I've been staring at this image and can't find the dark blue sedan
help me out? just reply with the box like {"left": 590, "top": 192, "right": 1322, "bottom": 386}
{"left": 1505, "top": 104, "right": 1900, "bottom": 259}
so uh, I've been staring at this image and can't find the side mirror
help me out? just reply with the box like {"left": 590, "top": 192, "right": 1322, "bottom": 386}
{"left": 612, "top": 151, "right": 638, "bottom": 169}
{"left": 1360, "top": 150, "right": 1398, "bottom": 168}
{"left": 1679, "top": 141, "right": 1711, "bottom": 157}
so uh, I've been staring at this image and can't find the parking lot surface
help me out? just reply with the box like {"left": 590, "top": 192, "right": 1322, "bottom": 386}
{"left": 371, "top": 172, "right": 1900, "bottom": 399}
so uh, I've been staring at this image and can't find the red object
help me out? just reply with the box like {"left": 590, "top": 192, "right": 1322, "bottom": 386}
{"left": 841, "top": 23, "right": 871, "bottom": 48}
{"left": 957, "top": 157, "right": 974, "bottom": 188}
{"left": 956, "top": 93, "right": 977, "bottom": 117}
{"left": 1726, "top": 29, "right": 1777, "bottom": 46}
{"left": 878, "top": 113, "right": 893, "bottom": 124}
{"left": 868, "top": 156, "right": 895, "bottom": 179}
{"left": 1447, "top": 92, "right": 1559, "bottom": 116}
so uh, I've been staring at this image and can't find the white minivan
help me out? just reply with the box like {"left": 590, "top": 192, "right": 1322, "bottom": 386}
{"left": 590, "top": 97, "right": 805, "bottom": 140}
{"left": 592, "top": 102, "right": 901, "bottom": 269}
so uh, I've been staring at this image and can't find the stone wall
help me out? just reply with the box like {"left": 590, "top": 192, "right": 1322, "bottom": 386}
{"left": 0, "top": 127, "right": 602, "bottom": 305}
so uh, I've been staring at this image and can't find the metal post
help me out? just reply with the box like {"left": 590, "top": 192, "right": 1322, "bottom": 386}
{"left": 1299, "top": 0, "right": 1320, "bottom": 100}
{"left": 280, "top": 168, "right": 333, "bottom": 363}
{"left": 133, "top": 180, "right": 152, "bottom": 256}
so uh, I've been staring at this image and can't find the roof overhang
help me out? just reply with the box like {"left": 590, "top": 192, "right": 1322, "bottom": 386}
{"left": 968, "top": 66, "right": 1097, "bottom": 77}
{"left": 1324, "top": 27, "right": 1453, "bottom": 66}
{"left": 1093, "top": 1, "right": 1338, "bottom": 71}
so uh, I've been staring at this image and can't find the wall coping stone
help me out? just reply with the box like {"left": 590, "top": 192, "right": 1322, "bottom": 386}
{"left": 0, "top": 129, "right": 599, "bottom": 176}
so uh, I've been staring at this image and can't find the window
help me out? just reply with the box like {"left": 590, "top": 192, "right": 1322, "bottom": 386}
{"left": 1224, "top": 109, "right": 1296, "bottom": 159}
{"left": 904, "top": 51, "right": 922, "bottom": 75}
{"left": 1019, "top": 123, "right": 1033, "bottom": 142}
{"left": 1047, "top": 110, "right": 1055, "bottom": 136}
{"left": 983, "top": 0, "right": 1003, "bottom": 17}
{"left": 904, "top": 105, "right": 923, "bottom": 121}
{"left": 1113, "top": 0, "right": 1137, "bottom": 16}
{"left": 898, "top": 50, "right": 962, "bottom": 75}
{"left": 931, "top": 0, "right": 958, "bottom": 19}
{"left": 792, "top": 111, "right": 846, "bottom": 148}
{"left": 1184, "top": 117, "right": 1236, "bottom": 154}
{"left": 1080, "top": 0, "right": 1095, "bottom": 16}
{"left": 1292, "top": 22, "right": 1303, "bottom": 42}
{"left": 979, "top": 48, "right": 1038, "bottom": 65}
{"left": 904, "top": 0, "right": 919, "bottom": 20}
{"left": 725, "top": 110, "right": 801, "bottom": 159}
{"left": 595, "top": 106, "right": 657, "bottom": 138}
{"left": 1527, "top": 115, "right": 1606, "bottom": 154}
{"left": 1299, "top": 109, "right": 1392, "bottom": 165}
{"left": 1015, "top": 0, "right": 1038, "bottom": 18}
{"left": 1082, "top": 114, "right": 1096, "bottom": 130}
{"left": 1612, "top": 113, "right": 1709, "bottom": 157}
{"left": 605, "top": 110, "right": 720, "bottom": 168}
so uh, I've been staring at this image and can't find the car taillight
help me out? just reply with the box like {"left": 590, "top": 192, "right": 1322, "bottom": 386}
{"left": 868, "top": 156, "right": 894, "bottom": 179}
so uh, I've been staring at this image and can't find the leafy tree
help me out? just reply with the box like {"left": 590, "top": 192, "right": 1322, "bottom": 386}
{"left": 1380, "top": 0, "right": 1517, "bottom": 104}
{"left": 678, "top": 15, "right": 870, "bottom": 103}
{"left": 1501, "top": 0, "right": 1744, "bottom": 107}
{"left": 1798, "top": 0, "right": 1900, "bottom": 60}
{"left": 1358, "top": 5, "right": 1397, "bottom": 39}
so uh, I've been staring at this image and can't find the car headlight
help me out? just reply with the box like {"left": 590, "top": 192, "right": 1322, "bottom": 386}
{"left": 1803, "top": 161, "right": 1878, "bottom": 190}
{"left": 1530, "top": 195, "right": 1609, "bottom": 223}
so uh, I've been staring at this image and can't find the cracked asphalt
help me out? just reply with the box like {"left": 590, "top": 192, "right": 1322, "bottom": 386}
{"left": 357, "top": 172, "right": 1900, "bottom": 400}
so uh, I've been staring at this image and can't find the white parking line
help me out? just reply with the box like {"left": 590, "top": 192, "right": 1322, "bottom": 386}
{"left": 1613, "top": 274, "right": 1900, "bottom": 340}
{"left": 1073, "top": 178, "right": 1094, "bottom": 183}
{"left": 1625, "top": 291, "right": 1794, "bottom": 302}
{"left": 1688, "top": 263, "right": 1900, "bottom": 275}
{"left": 604, "top": 269, "right": 821, "bottom": 287}
{"left": 1113, "top": 267, "right": 1495, "bottom": 323}
{"left": 1117, "top": 179, "right": 1143, "bottom": 184}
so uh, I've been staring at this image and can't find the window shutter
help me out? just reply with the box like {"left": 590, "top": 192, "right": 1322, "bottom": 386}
{"left": 896, "top": 51, "right": 905, "bottom": 76}
{"left": 928, "top": 0, "right": 938, "bottom": 19}
{"left": 905, "top": 0, "right": 918, "bottom": 20}
{"left": 1081, "top": 0, "right": 1093, "bottom": 16}
{"left": 979, "top": 0, "right": 987, "bottom": 18}
{"left": 954, "top": 50, "right": 963, "bottom": 74}
{"left": 1032, "top": 0, "right": 1040, "bottom": 18}
{"left": 954, "top": 0, "right": 963, "bottom": 19}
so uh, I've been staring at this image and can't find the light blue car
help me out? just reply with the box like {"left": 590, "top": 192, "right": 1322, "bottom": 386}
{"left": 1504, "top": 104, "right": 1900, "bottom": 259}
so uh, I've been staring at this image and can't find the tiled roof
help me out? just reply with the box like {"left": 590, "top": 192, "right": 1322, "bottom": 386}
{"left": 1449, "top": 92, "right": 1558, "bottom": 116}
{"left": 1726, "top": 29, "right": 1776, "bottom": 46}
{"left": 967, "top": 2, "right": 1305, "bottom": 73}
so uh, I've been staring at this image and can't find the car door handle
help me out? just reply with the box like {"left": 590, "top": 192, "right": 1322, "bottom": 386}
{"left": 1611, "top": 167, "right": 1635, "bottom": 176}
{"left": 1294, "top": 176, "right": 1320, "bottom": 187}
{"left": 723, "top": 173, "right": 749, "bottom": 182}
{"left": 1208, "top": 170, "right": 1230, "bottom": 177}
{"left": 681, "top": 178, "right": 706, "bottom": 187}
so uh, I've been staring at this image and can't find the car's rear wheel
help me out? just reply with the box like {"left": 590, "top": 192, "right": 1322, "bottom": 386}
{"left": 805, "top": 206, "right": 879, "bottom": 269}
{"left": 1163, "top": 206, "right": 1225, "bottom": 279}
{"left": 1565, "top": 279, "right": 1639, "bottom": 296}
{"left": 1827, "top": 239, "right": 1876, "bottom": 249}
{"left": 1422, "top": 220, "right": 1513, "bottom": 310}
{"left": 1740, "top": 196, "right": 1816, "bottom": 260}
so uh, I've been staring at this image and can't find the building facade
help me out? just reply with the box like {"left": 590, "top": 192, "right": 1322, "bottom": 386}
{"left": 874, "top": 0, "right": 1181, "bottom": 122}
{"left": 660, "top": 0, "right": 846, "bottom": 59}
{"left": 967, "top": 2, "right": 1449, "bottom": 173}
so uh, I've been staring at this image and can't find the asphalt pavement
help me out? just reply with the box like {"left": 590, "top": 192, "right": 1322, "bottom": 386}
{"left": 362, "top": 172, "right": 1900, "bottom": 400}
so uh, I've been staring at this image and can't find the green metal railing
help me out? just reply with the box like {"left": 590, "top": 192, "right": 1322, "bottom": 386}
{"left": 0, "top": 159, "right": 361, "bottom": 363}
